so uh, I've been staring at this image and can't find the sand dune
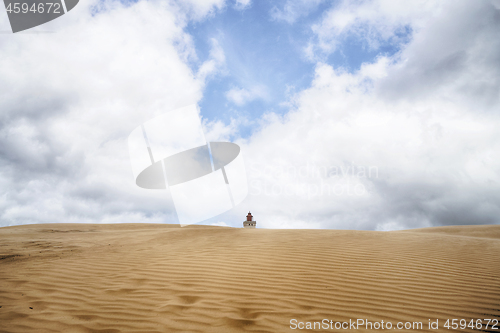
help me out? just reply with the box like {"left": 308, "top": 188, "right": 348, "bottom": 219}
{"left": 0, "top": 223, "right": 499, "bottom": 332}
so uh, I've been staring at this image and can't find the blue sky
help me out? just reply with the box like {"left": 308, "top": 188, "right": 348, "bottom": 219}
{"left": 1, "top": 0, "right": 499, "bottom": 229}
{"left": 186, "top": 1, "right": 409, "bottom": 138}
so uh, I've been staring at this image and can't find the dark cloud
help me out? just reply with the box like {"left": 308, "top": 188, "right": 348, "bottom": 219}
{"left": 377, "top": 1, "right": 500, "bottom": 109}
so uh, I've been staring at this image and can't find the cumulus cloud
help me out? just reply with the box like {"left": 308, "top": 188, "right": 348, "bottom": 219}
{"left": 376, "top": 0, "right": 500, "bottom": 109}
{"left": 196, "top": 38, "right": 226, "bottom": 82}
{"left": 202, "top": 116, "right": 244, "bottom": 142}
{"left": 1, "top": 0, "right": 499, "bottom": 232}
{"left": 236, "top": 0, "right": 500, "bottom": 230}
{"left": 0, "top": 0, "right": 225, "bottom": 226}
{"left": 304, "top": 0, "right": 441, "bottom": 60}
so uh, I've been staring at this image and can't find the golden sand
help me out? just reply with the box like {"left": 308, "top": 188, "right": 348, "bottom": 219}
{"left": 0, "top": 223, "right": 499, "bottom": 332}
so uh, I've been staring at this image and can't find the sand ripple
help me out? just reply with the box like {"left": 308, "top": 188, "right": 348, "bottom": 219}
{"left": 0, "top": 223, "right": 499, "bottom": 332}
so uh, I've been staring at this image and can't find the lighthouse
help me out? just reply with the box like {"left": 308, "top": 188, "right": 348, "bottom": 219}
{"left": 243, "top": 212, "right": 256, "bottom": 228}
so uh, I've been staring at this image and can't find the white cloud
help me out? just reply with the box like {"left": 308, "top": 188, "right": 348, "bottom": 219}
{"left": 238, "top": 0, "right": 500, "bottom": 230}
{"left": 270, "top": 0, "right": 325, "bottom": 24}
{"left": 306, "top": 0, "right": 442, "bottom": 60}
{"left": 376, "top": 0, "right": 500, "bottom": 110}
{"left": 1, "top": 0, "right": 500, "bottom": 232}
{"left": 196, "top": 38, "right": 226, "bottom": 83}
{"left": 234, "top": 0, "right": 251, "bottom": 11}
{"left": 202, "top": 116, "right": 245, "bottom": 142}
{"left": 175, "top": 0, "right": 226, "bottom": 21}
{"left": 225, "top": 86, "right": 267, "bottom": 106}
{"left": 0, "top": 0, "right": 225, "bottom": 226}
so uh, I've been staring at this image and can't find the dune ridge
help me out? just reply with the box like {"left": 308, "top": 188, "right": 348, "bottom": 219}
{"left": 0, "top": 223, "right": 499, "bottom": 332}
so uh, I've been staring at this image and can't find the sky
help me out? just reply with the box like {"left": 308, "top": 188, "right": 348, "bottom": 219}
{"left": 0, "top": 0, "right": 499, "bottom": 230}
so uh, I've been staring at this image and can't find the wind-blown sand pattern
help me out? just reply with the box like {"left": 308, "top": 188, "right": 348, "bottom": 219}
{"left": 0, "top": 224, "right": 499, "bottom": 332}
